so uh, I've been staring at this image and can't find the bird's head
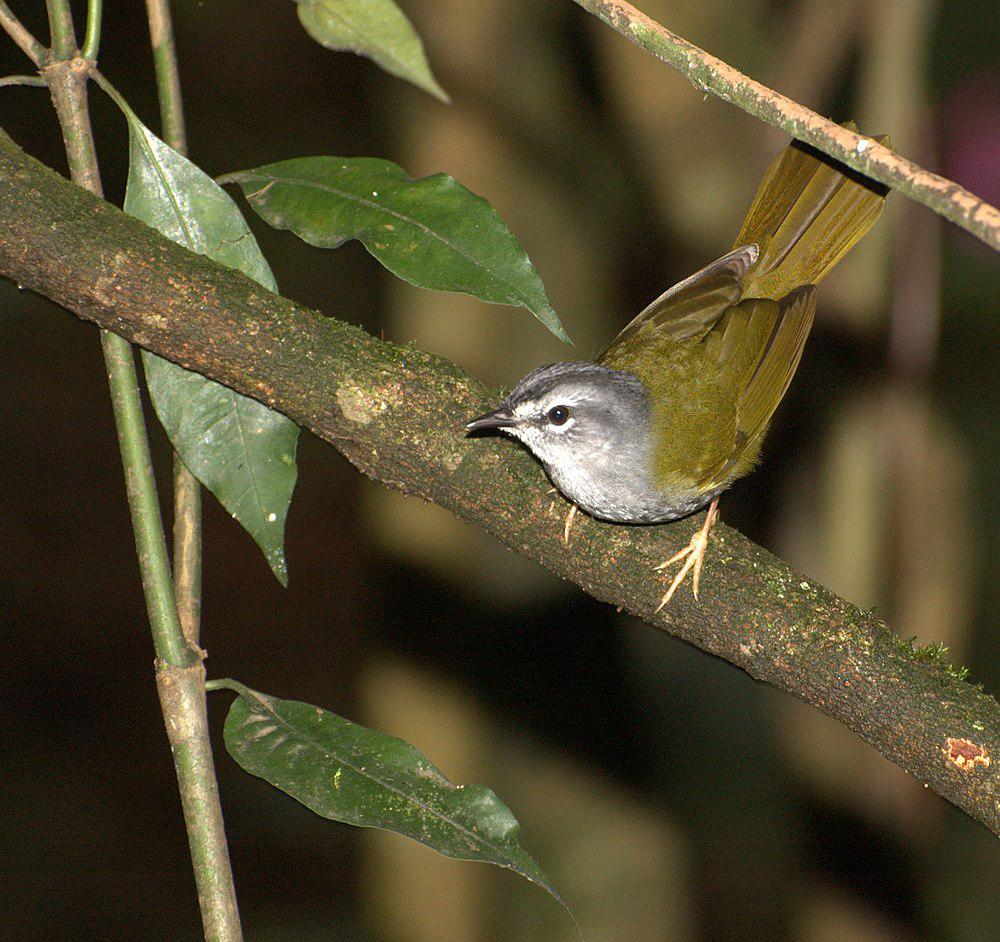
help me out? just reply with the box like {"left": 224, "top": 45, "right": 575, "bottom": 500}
{"left": 466, "top": 361, "right": 651, "bottom": 472}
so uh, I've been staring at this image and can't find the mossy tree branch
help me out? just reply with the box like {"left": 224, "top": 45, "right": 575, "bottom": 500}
{"left": 572, "top": 0, "right": 1000, "bottom": 251}
{"left": 1, "top": 128, "right": 997, "bottom": 834}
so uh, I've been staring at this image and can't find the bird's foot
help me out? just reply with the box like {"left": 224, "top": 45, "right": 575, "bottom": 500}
{"left": 563, "top": 504, "right": 578, "bottom": 545}
{"left": 546, "top": 489, "right": 580, "bottom": 545}
{"left": 653, "top": 498, "right": 719, "bottom": 611}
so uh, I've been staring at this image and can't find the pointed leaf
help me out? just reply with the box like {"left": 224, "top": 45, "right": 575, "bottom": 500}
{"left": 219, "top": 681, "right": 573, "bottom": 924}
{"left": 296, "top": 0, "right": 448, "bottom": 102}
{"left": 222, "top": 156, "right": 569, "bottom": 342}
{"left": 123, "top": 117, "right": 298, "bottom": 585}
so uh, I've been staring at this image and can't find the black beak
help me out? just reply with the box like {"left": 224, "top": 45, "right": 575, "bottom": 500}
{"left": 466, "top": 407, "right": 518, "bottom": 433}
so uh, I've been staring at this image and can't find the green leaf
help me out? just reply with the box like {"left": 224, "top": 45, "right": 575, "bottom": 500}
{"left": 217, "top": 681, "right": 574, "bottom": 924}
{"left": 221, "top": 157, "right": 570, "bottom": 342}
{"left": 122, "top": 116, "right": 298, "bottom": 585}
{"left": 296, "top": 0, "right": 448, "bottom": 103}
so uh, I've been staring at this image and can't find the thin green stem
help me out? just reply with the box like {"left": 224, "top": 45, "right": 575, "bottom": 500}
{"left": 0, "top": 74, "right": 47, "bottom": 87}
{"left": 144, "top": 0, "right": 200, "bottom": 645}
{"left": 45, "top": 0, "right": 76, "bottom": 60}
{"left": 45, "top": 50, "right": 190, "bottom": 667}
{"left": 145, "top": 0, "right": 186, "bottom": 152}
{"left": 42, "top": 2, "right": 242, "bottom": 934}
{"left": 82, "top": 0, "right": 102, "bottom": 60}
{"left": 0, "top": 2, "right": 46, "bottom": 66}
{"left": 91, "top": 67, "right": 131, "bottom": 114}
{"left": 100, "top": 329, "right": 192, "bottom": 666}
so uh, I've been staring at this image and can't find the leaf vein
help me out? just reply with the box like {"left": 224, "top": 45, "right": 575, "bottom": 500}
{"left": 243, "top": 173, "right": 537, "bottom": 309}
{"left": 245, "top": 701, "right": 518, "bottom": 861}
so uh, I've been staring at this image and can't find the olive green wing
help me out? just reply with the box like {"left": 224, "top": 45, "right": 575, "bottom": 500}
{"left": 599, "top": 244, "right": 759, "bottom": 362}
{"left": 599, "top": 244, "right": 769, "bottom": 491}
{"left": 600, "top": 258, "right": 816, "bottom": 493}
{"left": 695, "top": 285, "right": 818, "bottom": 488}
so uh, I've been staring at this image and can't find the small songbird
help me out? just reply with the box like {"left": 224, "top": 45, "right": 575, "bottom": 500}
{"left": 467, "top": 132, "right": 888, "bottom": 608}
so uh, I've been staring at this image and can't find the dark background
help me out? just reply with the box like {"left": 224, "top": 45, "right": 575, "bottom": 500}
{"left": 2, "top": 0, "right": 998, "bottom": 939}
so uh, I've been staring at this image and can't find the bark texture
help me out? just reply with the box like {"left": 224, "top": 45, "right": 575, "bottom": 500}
{"left": 1, "top": 129, "right": 997, "bottom": 834}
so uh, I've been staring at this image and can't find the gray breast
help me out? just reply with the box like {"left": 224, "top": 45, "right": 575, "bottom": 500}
{"left": 545, "top": 456, "right": 713, "bottom": 524}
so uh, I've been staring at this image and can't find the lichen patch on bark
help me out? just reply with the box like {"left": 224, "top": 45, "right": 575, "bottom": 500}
{"left": 336, "top": 382, "right": 378, "bottom": 425}
{"left": 944, "top": 737, "right": 991, "bottom": 772}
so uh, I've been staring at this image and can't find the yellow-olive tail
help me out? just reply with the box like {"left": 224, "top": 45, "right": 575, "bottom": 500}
{"left": 732, "top": 125, "right": 890, "bottom": 300}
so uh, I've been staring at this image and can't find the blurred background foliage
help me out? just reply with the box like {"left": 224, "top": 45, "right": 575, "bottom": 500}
{"left": 1, "top": 0, "right": 998, "bottom": 939}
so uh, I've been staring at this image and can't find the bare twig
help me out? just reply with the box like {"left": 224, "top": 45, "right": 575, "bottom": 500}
{"left": 145, "top": 0, "right": 186, "bottom": 151}
{"left": 572, "top": 0, "right": 1000, "bottom": 251}
{"left": 144, "top": 0, "right": 202, "bottom": 648}
{"left": 1, "top": 130, "right": 996, "bottom": 834}
{"left": 0, "top": 1, "right": 46, "bottom": 66}
{"left": 763, "top": 0, "right": 862, "bottom": 146}
{"left": 0, "top": 74, "right": 46, "bottom": 87}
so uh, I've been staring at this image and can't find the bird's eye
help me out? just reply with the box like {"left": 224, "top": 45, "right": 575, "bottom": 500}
{"left": 547, "top": 405, "right": 570, "bottom": 425}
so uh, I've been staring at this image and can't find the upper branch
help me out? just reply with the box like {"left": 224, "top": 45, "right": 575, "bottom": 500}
{"left": 0, "top": 128, "right": 996, "bottom": 833}
{"left": 572, "top": 0, "right": 1000, "bottom": 251}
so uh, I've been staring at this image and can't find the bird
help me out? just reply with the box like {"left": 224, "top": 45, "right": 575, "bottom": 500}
{"left": 467, "top": 131, "right": 889, "bottom": 609}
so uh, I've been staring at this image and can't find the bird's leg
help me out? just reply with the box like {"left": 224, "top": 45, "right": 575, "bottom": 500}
{"left": 546, "top": 487, "right": 579, "bottom": 545}
{"left": 563, "top": 504, "right": 578, "bottom": 545}
{"left": 653, "top": 498, "right": 719, "bottom": 611}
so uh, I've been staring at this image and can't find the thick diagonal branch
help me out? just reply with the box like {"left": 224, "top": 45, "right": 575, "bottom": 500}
{"left": 572, "top": 0, "right": 1000, "bottom": 251}
{"left": 1, "top": 129, "right": 997, "bottom": 833}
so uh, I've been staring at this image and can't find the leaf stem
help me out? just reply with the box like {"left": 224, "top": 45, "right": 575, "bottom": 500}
{"left": 144, "top": 0, "right": 201, "bottom": 645}
{"left": 91, "top": 67, "right": 133, "bottom": 114}
{"left": 0, "top": 1, "right": 46, "bottom": 66}
{"left": 81, "top": 0, "right": 101, "bottom": 60}
{"left": 42, "top": 1, "right": 242, "bottom": 936}
{"left": 205, "top": 677, "right": 252, "bottom": 697}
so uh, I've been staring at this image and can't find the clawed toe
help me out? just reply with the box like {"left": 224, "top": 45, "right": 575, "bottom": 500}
{"left": 653, "top": 499, "right": 719, "bottom": 611}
